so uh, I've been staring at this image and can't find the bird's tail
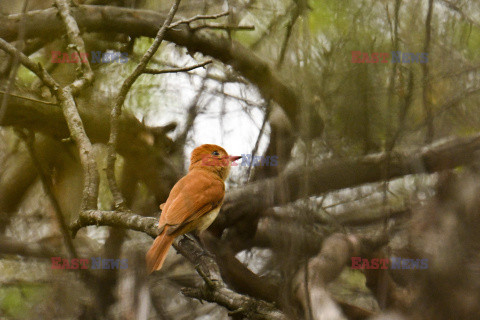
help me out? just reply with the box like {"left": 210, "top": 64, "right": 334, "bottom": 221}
{"left": 146, "top": 228, "right": 175, "bottom": 274}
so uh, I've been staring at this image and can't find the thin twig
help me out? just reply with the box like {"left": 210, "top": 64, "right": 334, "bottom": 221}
{"left": 149, "top": 58, "right": 246, "bottom": 83}
{"left": 0, "top": 90, "right": 57, "bottom": 105}
{"left": 143, "top": 59, "right": 212, "bottom": 75}
{"left": 168, "top": 11, "right": 229, "bottom": 29}
{"left": 54, "top": 0, "right": 94, "bottom": 93}
{"left": 176, "top": 74, "right": 209, "bottom": 146}
{"left": 106, "top": 0, "right": 182, "bottom": 210}
{"left": 190, "top": 24, "right": 255, "bottom": 31}
{"left": 70, "top": 210, "right": 159, "bottom": 238}
{"left": 250, "top": 3, "right": 295, "bottom": 50}
{"left": 439, "top": 0, "right": 480, "bottom": 29}
{"left": 277, "top": 4, "right": 300, "bottom": 68}
{"left": 246, "top": 102, "right": 270, "bottom": 181}
{"left": 206, "top": 88, "right": 263, "bottom": 108}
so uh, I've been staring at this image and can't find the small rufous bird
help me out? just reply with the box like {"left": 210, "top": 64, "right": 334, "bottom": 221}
{"left": 146, "top": 144, "right": 241, "bottom": 273}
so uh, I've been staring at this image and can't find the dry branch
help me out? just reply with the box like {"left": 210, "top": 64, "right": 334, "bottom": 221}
{"left": 168, "top": 11, "right": 229, "bottom": 28}
{"left": 70, "top": 210, "right": 159, "bottom": 238}
{"left": 143, "top": 59, "right": 212, "bottom": 75}
{"left": 69, "top": 210, "right": 286, "bottom": 320}
{"left": 177, "top": 236, "right": 286, "bottom": 320}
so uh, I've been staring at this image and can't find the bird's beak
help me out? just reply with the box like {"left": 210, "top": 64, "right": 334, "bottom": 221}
{"left": 229, "top": 155, "right": 242, "bottom": 162}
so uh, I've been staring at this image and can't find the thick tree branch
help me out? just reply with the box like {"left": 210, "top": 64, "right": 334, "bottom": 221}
{"left": 52, "top": 87, "right": 99, "bottom": 210}
{"left": 0, "top": 237, "right": 58, "bottom": 258}
{"left": 293, "top": 232, "right": 387, "bottom": 320}
{"left": 293, "top": 234, "right": 359, "bottom": 320}
{"left": 70, "top": 210, "right": 159, "bottom": 238}
{"left": 0, "top": 5, "right": 306, "bottom": 129}
{"left": 215, "top": 132, "right": 480, "bottom": 230}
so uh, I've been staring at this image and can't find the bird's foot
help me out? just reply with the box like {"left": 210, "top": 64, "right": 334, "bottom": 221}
{"left": 183, "top": 233, "right": 202, "bottom": 246}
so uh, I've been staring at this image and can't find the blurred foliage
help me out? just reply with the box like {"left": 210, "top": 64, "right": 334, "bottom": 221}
{"left": 235, "top": 0, "right": 480, "bottom": 154}
{"left": 0, "top": 285, "right": 47, "bottom": 318}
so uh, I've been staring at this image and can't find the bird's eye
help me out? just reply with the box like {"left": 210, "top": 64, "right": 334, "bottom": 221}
{"left": 212, "top": 151, "right": 220, "bottom": 156}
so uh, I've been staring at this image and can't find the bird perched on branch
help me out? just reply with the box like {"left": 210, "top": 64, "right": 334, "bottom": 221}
{"left": 146, "top": 144, "right": 241, "bottom": 273}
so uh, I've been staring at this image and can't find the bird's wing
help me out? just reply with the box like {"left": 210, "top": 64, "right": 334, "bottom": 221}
{"left": 161, "top": 171, "right": 225, "bottom": 229}
{"left": 157, "top": 176, "right": 188, "bottom": 228}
